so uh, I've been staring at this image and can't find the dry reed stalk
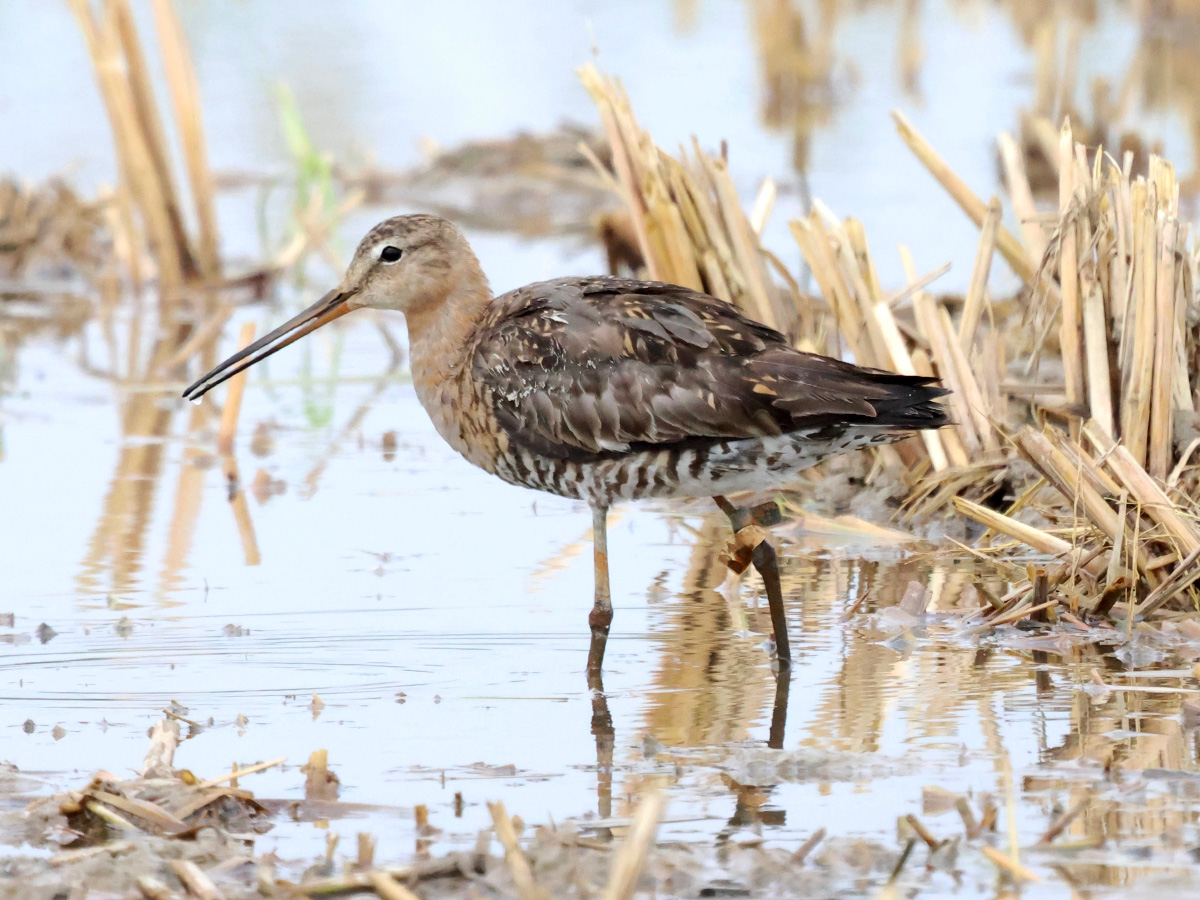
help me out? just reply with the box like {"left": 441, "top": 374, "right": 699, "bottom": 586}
{"left": 1031, "top": 20, "right": 1056, "bottom": 117}
{"left": 1057, "top": 122, "right": 1085, "bottom": 416}
{"left": 1134, "top": 544, "right": 1200, "bottom": 618}
{"left": 580, "top": 70, "right": 652, "bottom": 274}
{"left": 196, "top": 757, "right": 284, "bottom": 790}
{"left": 68, "top": 0, "right": 199, "bottom": 290}
{"left": 903, "top": 813, "right": 941, "bottom": 850}
{"left": 911, "top": 347, "right": 968, "bottom": 466}
{"left": 979, "top": 329, "right": 1007, "bottom": 432}
{"left": 1085, "top": 422, "right": 1200, "bottom": 556}
{"left": 954, "top": 497, "right": 1073, "bottom": 559}
{"left": 899, "top": 247, "right": 970, "bottom": 467}
{"left": 580, "top": 64, "right": 798, "bottom": 337}
{"left": 167, "top": 860, "right": 223, "bottom": 900}
{"left": 1173, "top": 232, "right": 1193, "bottom": 415}
{"left": 1124, "top": 181, "right": 1156, "bottom": 466}
{"left": 988, "top": 598, "right": 1058, "bottom": 626}
{"left": 1112, "top": 156, "right": 1134, "bottom": 339}
{"left": 711, "top": 152, "right": 790, "bottom": 329}
{"left": 151, "top": 0, "right": 220, "bottom": 279}
{"left": 136, "top": 875, "right": 174, "bottom": 900}
{"left": 958, "top": 197, "right": 1001, "bottom": 351}
{"left": 487, "top": 801, "right": 545, "bottom": 900}
{"left": 956, "top": 798, "right": 981, "bottom": 840}
{"left": 891, "top": 110, "right": 1036, "bottom": 284}
{"left": 226, "top": 479, "right": 260, "bottom": 570}
{"left": 357, "top": 833, "right": 376, "bottom": 869}
{"left": 938, "top": 305, "right": 998, "bottom": 452}
{"left": 1029, "top": 117, "right": 1061, "bottom": 180}
{"left": 1080, "top": 264, "right": 1113, "bottom": 436}
{"left": 1051, "top": 432, "right": 1123, "bottom": 498}
{"left": 750, "top": 177, "right": 776, "bottom": 234}
{"left": 1150, "top": 214, "right": 1179, "bottom": 479}
{"left": 1105, "top": 489, "right": 1129, "bottom": 586}
{"left": 295, "top": 859, "right": 470, "bottom": 896}
{"left": 919, "top": 299, "right": 979, "bottom": 452}
{"left": 71, "top": 0, "right": 221, "bottom": 295}
{"left": 603, "top": 790, "right": 667, "bottom": 900}
{"left": 103, "top": 181, "right": 146, "bottom": 292}
{"left": 885, "top": 260, "right": 951, "bottom": 306}
{"left": 140, "top": 718, "right": 180, "bottom": 778}
{"left": 367, "top": 872, "right": 422, "bottom": 900}
{"left": 790, "top": 827, "right": 826, "bottom": 865}
{"left": 86, "top": 789, "right": 187, "bottom": 833}
{"left": 109, "top": 0, "right": 196, "bottom": 280}
{"left": 85, "top": 799, "right": 141, "bottom": 833}
{"left": 841, "top": 215, "right": 894, "bottom": 359}
{"left": 790, "top": 216, "right": 866, "bottom": 359}
{"left": 796, "top": 205, "right": 888, "bottom": 363}
{"left": 71, "top": 0, "right": 184, "bottom": 291}
{"left": 871, "top": 289, "right": 948, "bottom": 471}
{"left": 216, "top": 322, "right": 256, "bottom": 453}
{"left": 303, "top": 749, "right": 330, "bottom": 799}
{"left": 998, "top": 131, "right": 1046, "bottom": 262}
{"left": 1017, "top": 428, "right": 1147, "bottom": 572}
{"left": 1037, "top": 797, "right": 1091, "bottom": 845}
{"left": 980, "top": 845, "right": 1040, "bottom": 883}
{"left": 51, "top": 842, "right": 136, "bottom": 869}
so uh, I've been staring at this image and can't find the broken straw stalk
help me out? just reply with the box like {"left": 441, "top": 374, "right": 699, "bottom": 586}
{"left": 799, "top": 115, "right": 1200, "bottom": 619}
{"left": 581, "top": 61, "right": 1200, "bottom": 619}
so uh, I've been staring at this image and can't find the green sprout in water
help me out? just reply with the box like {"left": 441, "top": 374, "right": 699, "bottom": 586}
{"left": 274, "top": 82, "right": 336, "bottom": 221}
{"left": 272, "top": 81, "right": 350, "bottom": 284}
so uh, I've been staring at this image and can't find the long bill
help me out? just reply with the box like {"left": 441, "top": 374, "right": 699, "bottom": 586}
{"left": 182, "top": 288, "right": 355, "bottom": 402}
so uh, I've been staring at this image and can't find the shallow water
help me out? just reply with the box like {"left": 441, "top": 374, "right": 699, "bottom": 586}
{"left": 5, "top": 1, "right": 1200, "bottom": 896}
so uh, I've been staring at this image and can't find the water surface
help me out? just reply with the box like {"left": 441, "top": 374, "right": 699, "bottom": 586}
{"left": 4, "top": 1, "right": 1200, "bottom": 895}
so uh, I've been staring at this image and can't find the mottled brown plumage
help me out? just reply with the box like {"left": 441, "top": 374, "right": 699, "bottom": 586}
{"left": 475, "top": 276, "right": 944, "bottom": 460}
{"left": 184, "top": 214, "right": 948, "bottom": 671}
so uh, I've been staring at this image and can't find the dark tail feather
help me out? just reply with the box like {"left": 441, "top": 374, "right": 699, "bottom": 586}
{"left": 869, "top": 375, "right": 951, "bottom": 431}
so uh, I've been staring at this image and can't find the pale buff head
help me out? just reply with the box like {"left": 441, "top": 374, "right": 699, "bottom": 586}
{"left": 341, "top": 214, "right": 479, "bottom": 316}
{"left": 182, "top": 213, "right": 486, "bottom": 402}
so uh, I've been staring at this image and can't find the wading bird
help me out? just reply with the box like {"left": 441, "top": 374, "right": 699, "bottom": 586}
{"left": 184, "top": 215, "right": 947, "bottom": 671}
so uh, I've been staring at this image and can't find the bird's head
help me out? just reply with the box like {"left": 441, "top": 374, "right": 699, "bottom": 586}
{"left": 182, "top": 214, "right": 472, "bottom": 402}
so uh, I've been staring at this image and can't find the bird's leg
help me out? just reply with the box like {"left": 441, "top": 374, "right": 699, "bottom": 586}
{"left": 586, "top": 502, "right": 612, "bottom": 673}
{"left": 768, "top": 664, "right": 790, "bottom": 749}
{"left": 586, "top": 504, "right": 614, "bottom": 821}
{"left": 587, "top": 664, "right": 614, "bottom": 826}
{"left": 713, "top": 496, "right": 792, "bottom": 667}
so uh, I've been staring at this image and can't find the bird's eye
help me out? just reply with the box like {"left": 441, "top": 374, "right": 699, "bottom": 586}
{"left": 379, "top": 246, "right": 402, "bottom": 263}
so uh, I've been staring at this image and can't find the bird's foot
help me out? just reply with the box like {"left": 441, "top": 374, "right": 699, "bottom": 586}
{"left": 714, "top": 496, "right": 792, "bottom": 666}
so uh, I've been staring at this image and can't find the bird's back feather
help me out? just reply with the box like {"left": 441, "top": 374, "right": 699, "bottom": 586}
{"left": 471, "top": 277, "right": 948, "bottom": 463}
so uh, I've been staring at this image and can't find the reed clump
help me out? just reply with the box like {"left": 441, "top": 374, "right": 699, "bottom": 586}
{"left": 950, "top": 121, "right": 1200, "bottom": 623}
{"left": 581, "top": 61, "right": 1200, "bottom": 622}
{"left": 69, "top": 0, "right": 220, "bottom": 295}
{"left": 579, "top": 63, "right": 807, "bottom": 344}
{"left": 0, "top": 178, "right": 107, "bottom": 283}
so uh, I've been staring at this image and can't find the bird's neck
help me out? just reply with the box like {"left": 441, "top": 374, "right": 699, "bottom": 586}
{"left": 404, "top": 253, "right": 493, "bottom": 451}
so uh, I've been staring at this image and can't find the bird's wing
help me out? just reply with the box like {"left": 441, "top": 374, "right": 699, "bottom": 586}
{"left": 471, "top": 277, "right": 946, "bottom": 460}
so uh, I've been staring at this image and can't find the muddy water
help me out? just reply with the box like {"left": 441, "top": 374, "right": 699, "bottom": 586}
{"left": 5, "top": 0, "right": 1200, "bottom": 896}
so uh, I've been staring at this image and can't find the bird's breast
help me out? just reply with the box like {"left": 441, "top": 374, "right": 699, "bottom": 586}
{"left": 411, "top": 367, "right": 507, "bottom": 475}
